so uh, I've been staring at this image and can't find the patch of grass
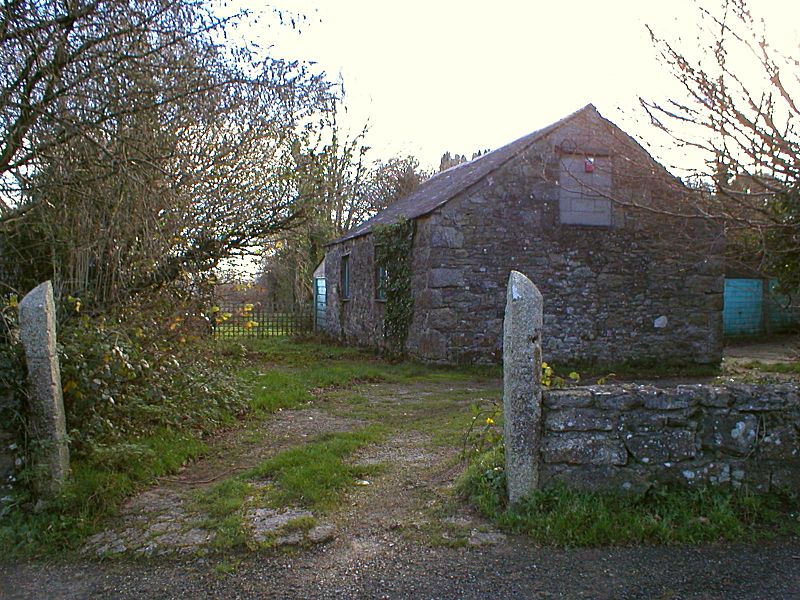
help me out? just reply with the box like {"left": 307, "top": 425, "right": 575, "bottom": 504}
{"left": 560, "top": 358, "right": 720, "bottom": 381}
{"left": 740, "top": 360, "right": 800, "bottom": 374}
{"left": 242, "top": 363, "right": 388, "bottom": 414}
{"left": 282, "top": 514, "right": 317, "bottom": 533}
{"left": 197, "top": 477, "right": 254, "bottom": 549}
{"left": 214, "top": 557, "right": 242, "bottom": 575}
{"left": 240, "top": 338, "right": 497, "bottom": 416}
{"left": 459, "top": 448, "right": 800, "bottom": 546}
{"left": 247, "top": 426, "right": 386, "bottom": 511}
{"left": 238, "top": 337, "right": 371, "bottom": 366}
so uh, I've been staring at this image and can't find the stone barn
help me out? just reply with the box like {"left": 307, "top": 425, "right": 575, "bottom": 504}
{"left": 318, "top": 105, "right": 723, "bottom": 366}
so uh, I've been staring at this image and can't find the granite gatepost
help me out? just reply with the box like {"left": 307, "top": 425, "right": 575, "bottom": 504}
{"left": 19, "top": 281, "right": 70, "bottom": 496}
{"left": 503, "top": 271, "right": 543, "bottom": 503}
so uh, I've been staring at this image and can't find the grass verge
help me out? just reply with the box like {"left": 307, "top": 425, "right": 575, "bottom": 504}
{"left": 459, "top": 447, "right": 800, "bottom": 546}
{"left": 0, "top": 430, "right": 208, "bottom": 553}
{"left": 739, "top": 360, "right": 800, "bottom": 375}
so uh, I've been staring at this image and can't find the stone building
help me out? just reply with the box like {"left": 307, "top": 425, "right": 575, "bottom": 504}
{"left": 318, "top": 105, "right": 724, "bottom": 365}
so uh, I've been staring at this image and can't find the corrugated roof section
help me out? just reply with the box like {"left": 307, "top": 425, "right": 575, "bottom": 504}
{"left": 329, "top": 104, "right": 597, "bottom": 245}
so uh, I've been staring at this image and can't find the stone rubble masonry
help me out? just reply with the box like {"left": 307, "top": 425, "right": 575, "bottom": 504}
{"left": 503, "top": 271, "right": 543, "bottom": 504}
{"left": 322, "top": 108, "right": 723, "bottom": 366}
{"left": 540, "top": 383, "right": 800, "bottom": 494}
{"left": 18, "top": 281, "right": 70, "bottom": 496}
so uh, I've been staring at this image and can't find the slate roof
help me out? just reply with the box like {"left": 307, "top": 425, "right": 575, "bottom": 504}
{"left": 330, "top": 104, "right": 598, "bottom": 245}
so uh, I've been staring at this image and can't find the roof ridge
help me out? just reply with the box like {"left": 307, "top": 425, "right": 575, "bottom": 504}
{"left": 329, "top": 104, "right": 597, "bottom": 245}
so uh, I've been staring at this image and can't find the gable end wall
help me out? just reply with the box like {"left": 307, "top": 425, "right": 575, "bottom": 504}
{"left": 405, "top": 113, "right": 723, "bottom": 365}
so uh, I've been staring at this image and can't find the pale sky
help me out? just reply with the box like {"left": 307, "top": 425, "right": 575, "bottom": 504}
{"left": 238, "top": 0, "right": 800, "bottom": 172}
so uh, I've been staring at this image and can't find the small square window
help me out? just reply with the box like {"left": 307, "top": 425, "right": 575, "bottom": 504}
{"left": 376, "top": 265, "right": 388, "bottom": 301}
{"left": 340, "top": 255, "right": 350, "bottom": 300}
{"left": 559, "top": 155, "right": 612, "bottom": 226}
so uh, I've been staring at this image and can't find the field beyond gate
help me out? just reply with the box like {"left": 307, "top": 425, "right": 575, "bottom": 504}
{"left": 213, "top": 302, "right": 313, "bottom": 337}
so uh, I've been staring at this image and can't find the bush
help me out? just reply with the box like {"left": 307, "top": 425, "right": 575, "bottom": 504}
{"left": 0, "top": 293, "right": 250, "bottom": 553}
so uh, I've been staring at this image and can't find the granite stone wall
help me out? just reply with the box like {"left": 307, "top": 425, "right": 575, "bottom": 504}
{"left": 540, "top": 383, "right": 800, "bottom": 493}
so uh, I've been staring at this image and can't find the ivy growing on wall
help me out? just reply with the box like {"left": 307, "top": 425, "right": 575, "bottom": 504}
{"left": 373, "top": 219, "right": 415, "bottom": 351}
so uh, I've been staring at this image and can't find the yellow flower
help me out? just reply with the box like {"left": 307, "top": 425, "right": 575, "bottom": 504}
{"left": 485, "top": 417, "right": 495, "bottom": 425}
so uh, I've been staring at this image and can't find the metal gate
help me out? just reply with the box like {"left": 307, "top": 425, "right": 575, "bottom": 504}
{"left": 212, "top": 302, "right": 313, "bottom": 338}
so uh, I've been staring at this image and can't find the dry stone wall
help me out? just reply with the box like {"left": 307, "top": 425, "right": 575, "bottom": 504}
{"left": 540, "top": 383, "right": 800, "bottom": 493}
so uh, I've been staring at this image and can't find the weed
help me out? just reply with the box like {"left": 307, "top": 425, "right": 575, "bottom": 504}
{"left": 213, "top": 557, "right": 242, "bottom": 575}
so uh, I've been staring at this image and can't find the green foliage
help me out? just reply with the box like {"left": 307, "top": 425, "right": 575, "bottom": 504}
{"left": 459, "top": 446, "right": 800, "bottom": 546}
{"left": 0, "top": 294, "right": 250, "bottom": 554}
{"left": 373, "top": 219, "right": 415, "bottom": 352}
{"left": 58, "top": 312, "right": 246, "bottom": 454}
{"left": 0, "top": 295, "right": 26, "bottom": 444}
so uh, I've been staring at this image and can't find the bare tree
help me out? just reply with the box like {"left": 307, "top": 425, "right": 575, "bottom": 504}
{"left": 0, "top": 0, "right": 334, "bottom": 303}
{"left": 259, "top": 103, "right": 430, "bottom": 305}
{"left": 641, "top": 0, "right": 800, "bottom": 288}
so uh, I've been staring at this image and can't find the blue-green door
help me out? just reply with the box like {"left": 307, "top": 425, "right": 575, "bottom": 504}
{"left": 723, "top": 278, "right": 763, "bottom": 335}
{"left": 314, "top": 277, "right": 327, "bottom": 330}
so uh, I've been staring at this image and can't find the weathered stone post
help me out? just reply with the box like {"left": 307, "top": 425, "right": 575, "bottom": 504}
{"left": 503, "top": 271, "right": 543, "bottom": 504}
{"left": 19, "top": 281, "right": 70, "bottom": 496}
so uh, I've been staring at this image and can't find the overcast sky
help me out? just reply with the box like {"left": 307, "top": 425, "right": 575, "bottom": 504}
{"left": 237, "top": 1, "right": 800, "bottom": 171}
